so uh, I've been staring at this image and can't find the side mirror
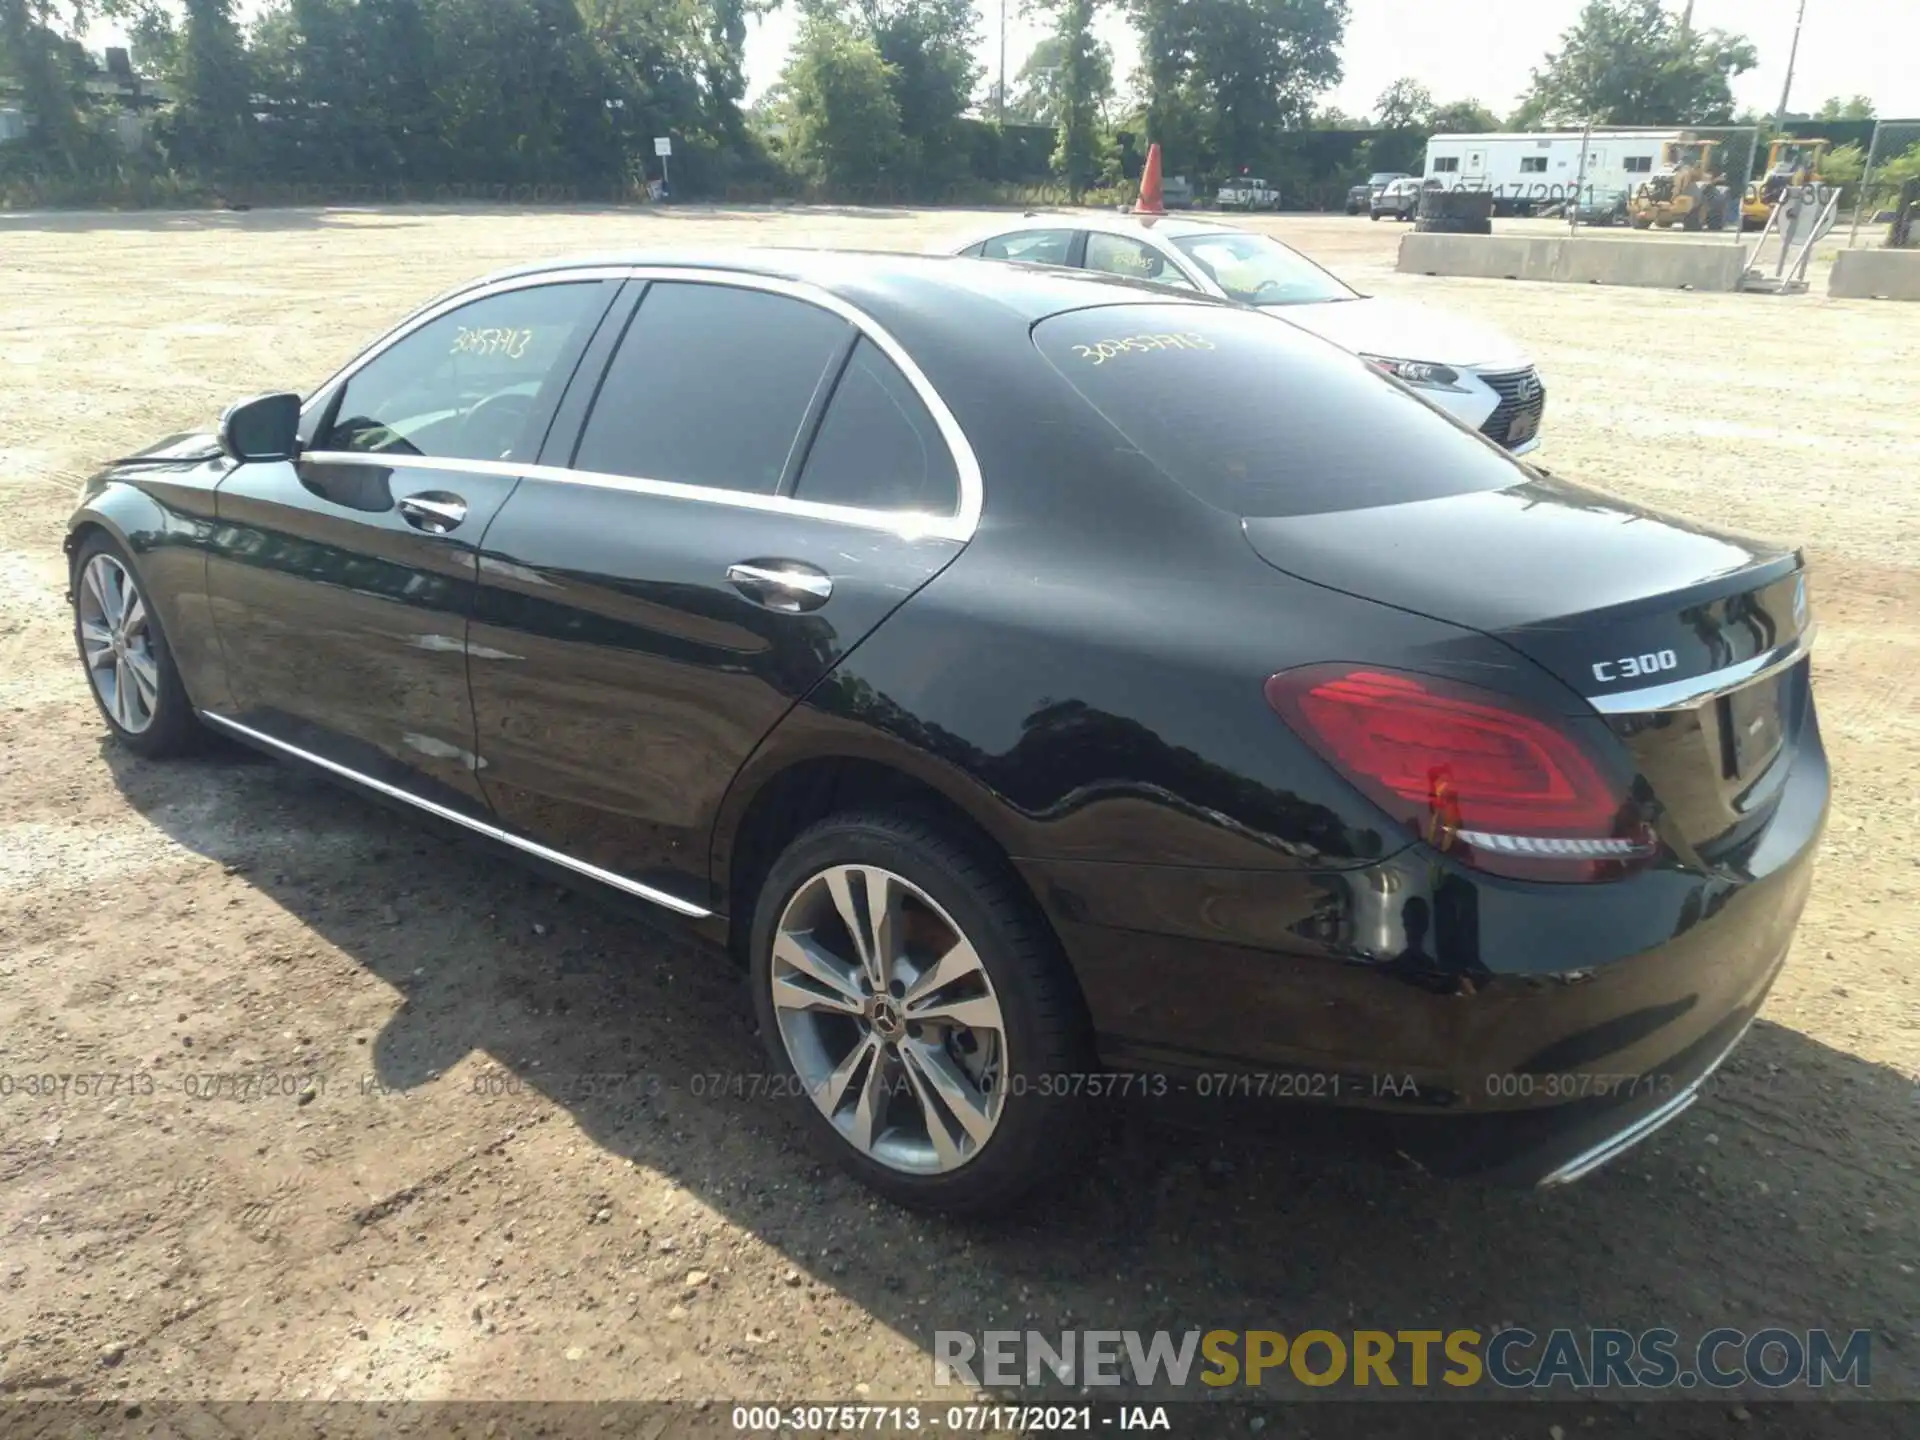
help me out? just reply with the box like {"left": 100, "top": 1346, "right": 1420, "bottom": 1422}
{"left": 218, "top": 392, "right": 301, "bottom": 463}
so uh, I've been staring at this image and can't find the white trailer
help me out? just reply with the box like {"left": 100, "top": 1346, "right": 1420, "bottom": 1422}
{"left": 1423, "top": 130, "right": 1683, "bottom": 216}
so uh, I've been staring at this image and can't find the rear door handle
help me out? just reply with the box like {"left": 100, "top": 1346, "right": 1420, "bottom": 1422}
{"left": 398, "top": 492, "right": 468, "bottom": 533}
{"left": 726, "top": 561, "right": 833, "bottom": 613}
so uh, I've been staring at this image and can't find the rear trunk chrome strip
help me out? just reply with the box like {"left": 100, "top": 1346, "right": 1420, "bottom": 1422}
{"left": 1586, "top": 621, "right": 1817, "bottom": 715}
{"left": 199, "top": 712, "right": 712, "bottom": 919}
{"left": 1535, "top": 1014, "right": 1756, "bottom": 1187}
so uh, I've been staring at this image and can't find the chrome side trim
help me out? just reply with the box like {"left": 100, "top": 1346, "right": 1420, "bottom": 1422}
{"left": 296, "top": 449, "right": 969, "bottom": 544}
{"left": 296, "top": 264, "right": 984, "bottom": 544}
{"left": 199, "top": 712, "right": 712, "bottom": 920}
{"left": 1586, "top": 620, "right": 1818, "bottom": 715}
{"left": 1535, "top": 1015, "right": 1756, "bottom": 1188}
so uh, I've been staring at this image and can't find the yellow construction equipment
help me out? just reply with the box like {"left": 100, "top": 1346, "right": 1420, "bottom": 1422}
{"left": 1741, "top": 138, "right": 1829, "bottom": 229}
{"left": 1629, "top": 139, "right": 1734, "bottom": 231}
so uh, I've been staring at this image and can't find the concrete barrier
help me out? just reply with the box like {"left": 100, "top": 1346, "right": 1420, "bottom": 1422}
{"left": 1830, "top": 248, "right": 1920, "bottom": 301}
{"left": 1397, "top": 233, "right": 1747, "bottom": 291}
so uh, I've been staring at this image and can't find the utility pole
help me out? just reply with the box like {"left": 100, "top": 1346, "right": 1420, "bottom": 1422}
{"left": 1773, "top": 0, "right": 1809, "bottom": 136}
{"left": 997, "top": 0, "right": 1007, "bottom": 123}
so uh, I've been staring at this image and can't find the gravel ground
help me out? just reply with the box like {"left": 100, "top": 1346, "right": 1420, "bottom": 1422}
{"left": 0, "top": 207, "right": 1915, "bottom": 1420}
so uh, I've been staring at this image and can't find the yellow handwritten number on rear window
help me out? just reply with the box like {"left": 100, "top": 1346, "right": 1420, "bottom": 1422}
{"left": 1071, "top": 333, "right": 1216, "bottom": 364}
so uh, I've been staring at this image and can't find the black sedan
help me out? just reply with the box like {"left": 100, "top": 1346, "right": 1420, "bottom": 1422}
{"left": 67, "top": 251, "right": 1827, "bottom": 1214}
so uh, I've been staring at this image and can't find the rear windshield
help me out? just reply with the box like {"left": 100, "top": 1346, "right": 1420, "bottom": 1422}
{"left": 1032, "top": 303, "right": 1524, "bottom": 518}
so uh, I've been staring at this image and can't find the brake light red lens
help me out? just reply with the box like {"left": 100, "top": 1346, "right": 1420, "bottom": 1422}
{"left": 1264, "top": 665, "right": 1655, "bottom": 881}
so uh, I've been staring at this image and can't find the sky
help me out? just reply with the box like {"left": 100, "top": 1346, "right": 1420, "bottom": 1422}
{"left": 740, "top": 0, "right": 1919, "bottom": 122}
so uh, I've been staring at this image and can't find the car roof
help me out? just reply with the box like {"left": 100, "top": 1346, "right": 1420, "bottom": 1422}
{"left": 945, "top": 212, "right": 1257, "bottom": 251}
{"left": 465, "top": 245, "right": 1222, "bottom": 326}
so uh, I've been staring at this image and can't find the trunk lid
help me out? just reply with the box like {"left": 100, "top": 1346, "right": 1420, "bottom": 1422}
{"left": 1242, "top": 474, "right": 1815, "bottom": 856}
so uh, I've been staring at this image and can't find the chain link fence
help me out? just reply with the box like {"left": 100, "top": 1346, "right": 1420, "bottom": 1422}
{"left": 1845, "top": 120, "right": 1920, "bottom": 249}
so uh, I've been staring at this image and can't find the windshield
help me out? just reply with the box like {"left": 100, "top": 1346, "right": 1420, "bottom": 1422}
{"left": 1170, "top": 231, "right": 1357, "bottom": 307}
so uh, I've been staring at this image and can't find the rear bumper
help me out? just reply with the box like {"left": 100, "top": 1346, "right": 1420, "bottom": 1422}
{"left": 1018, "top": 740, "right": 1825, "bottom": 1185}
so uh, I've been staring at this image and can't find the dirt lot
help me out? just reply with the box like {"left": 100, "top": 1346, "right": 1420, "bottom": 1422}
{"left": 0, "top": 207, "right": 1916, "bottom": 1419}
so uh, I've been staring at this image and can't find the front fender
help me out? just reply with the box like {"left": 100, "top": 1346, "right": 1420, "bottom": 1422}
{"left": 66, "top": 448, "right": 235, "bottom": 712}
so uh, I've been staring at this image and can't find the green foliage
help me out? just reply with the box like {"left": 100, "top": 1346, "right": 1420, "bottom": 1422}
{"left": 1373, "top": 78, "right": 1432, "bottom": 130}
{"left": 1428, "top": 98, "right": 1499, "bottom": 134}
{"left": 1127, "top": 0, "right": 1347, "bottom": 179}
{"left": 778, "top": 5, "right": 904, "bottom": 189}
{"left": 1815, "top": 95, "right": 1874, "bottom": 123}
{"left": 1523, "top": 0, "right": 1756, "bottom": 126}
{"left": 1031, "top": 0, "right": 1110, "bottom": 197}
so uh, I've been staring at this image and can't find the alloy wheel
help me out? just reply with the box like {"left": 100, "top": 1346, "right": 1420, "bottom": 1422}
{"left": 770, "top": 864, "right": 1008, "bottom": 1175}
{"left": 78, "top": 552, "right": 159, "bottom": 735}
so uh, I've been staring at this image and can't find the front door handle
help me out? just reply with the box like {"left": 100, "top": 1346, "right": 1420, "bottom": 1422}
{"left": 398, "top": 491, "right": 468, "bottom": 534}
{"left": 726, "top": 561, "right": 833, "bottom": 614}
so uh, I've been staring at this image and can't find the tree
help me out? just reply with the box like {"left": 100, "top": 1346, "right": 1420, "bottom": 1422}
{"left": 172, "top": 0, "right": 254, "bottom": 170}
{"left": 1428, "top": 98, "right": 1500, "bottom": 134}
{"left": 1815, "top": 95, "right": 1875, "bottom": 122}
{"left": 1310, "top": 103, "right": 1365, "bottom": 129}
{"left": 1521, "top": 0, "right": 1756, "bottom": 126}
{"left": 856, "top": 0, "right": 977, "bottom": 187}
{"left": 1373, "top": 77, "right": 1432, "bottom": 130}
{"left": 1128, "top": 0, "right": 1346, "bottom": 175}
{"left": 778, "top": 5, "right": 903, "bottom": 189}
{"left": 1041, "top": 0, "right": 1109, "bottom": 198}
{"left": 1, "top": 0, "right": 88, "bottom": 167}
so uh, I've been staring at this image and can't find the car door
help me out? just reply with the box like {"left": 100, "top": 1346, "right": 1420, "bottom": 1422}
{"left": 203, "top": 274, "right": 623, "bottom": 814}
{"left": 464, "top": 275, "right": 976, "bottom": 911}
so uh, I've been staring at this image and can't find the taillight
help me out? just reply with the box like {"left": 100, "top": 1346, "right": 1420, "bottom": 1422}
{"left": 1264, "top": 664, "right": 1657, "bottom": 882}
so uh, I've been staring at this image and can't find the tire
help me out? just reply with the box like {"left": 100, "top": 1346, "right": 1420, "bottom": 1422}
{"left": 71, "top": 531, "right": 203, "bottom": 758}
{"left": 748, "top": 810, "right": 1096, "bottom": 1216}
{"left": 1369, "top": 211, "right": 1381, "bottom": 221}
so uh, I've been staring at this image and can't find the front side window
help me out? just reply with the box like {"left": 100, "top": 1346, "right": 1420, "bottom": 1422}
{"left": 1083, "top": 233, "right": 1196, "bottom": 289}
{"left": 321, "top": 283, "right": 604, "bottom": 462}
{"left": 979, "top": 229, "right": 1075, "bottom": 266}
{"left": 574, "top": 282, "right": 850, "bottom": 495}
{"left": 791, "top": 339, "right": 958, "bottom": 515}
{"left": 1170, "top": 232, "right": 1356, "bottom": 307}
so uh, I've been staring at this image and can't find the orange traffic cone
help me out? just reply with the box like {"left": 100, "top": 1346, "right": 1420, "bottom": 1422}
{"left": 1135, "top": 142, "right": 1166, "bottom": 217}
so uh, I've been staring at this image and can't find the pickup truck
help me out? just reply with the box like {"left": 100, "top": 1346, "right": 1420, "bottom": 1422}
{"left": 1216, "top": 176, "right": 1280, "bottom": 210}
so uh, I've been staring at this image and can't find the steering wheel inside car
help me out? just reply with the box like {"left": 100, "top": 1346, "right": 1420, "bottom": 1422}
{"left": 459, "top": 391, "right": 535, "bottom": 460}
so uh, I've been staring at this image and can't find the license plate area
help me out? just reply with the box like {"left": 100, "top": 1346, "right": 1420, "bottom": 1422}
{"left": 1720, "top": 673, "right": 1787, "bottom": 779}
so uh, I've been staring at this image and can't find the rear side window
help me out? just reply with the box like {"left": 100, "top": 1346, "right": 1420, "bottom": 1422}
{"left": 1031, "top": 304, "right": 1521, "bottom": 518}
{"left": 980, "top": 229, "right": 1075, "bottom": 266}
{"left": 792, "top": 339, "right": 958, "bottom": 515}
{"left": 575, "top": 282, "right": 849, "bottom": 494}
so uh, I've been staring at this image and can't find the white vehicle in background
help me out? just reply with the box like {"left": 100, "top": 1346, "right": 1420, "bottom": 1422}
{"left": 1216, "top": 175, "right": 1281, "bottom": 210}
{"left": 1425, "top": 128, "right": 1684, "bottom": 217}
{"left": 941, "top": 214, "right": 1548, "bottom": 454}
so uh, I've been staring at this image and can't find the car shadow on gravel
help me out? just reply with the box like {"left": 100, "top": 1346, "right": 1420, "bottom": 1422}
{"left": 105, "top": 741, "right": 1920, "bottom": 1410}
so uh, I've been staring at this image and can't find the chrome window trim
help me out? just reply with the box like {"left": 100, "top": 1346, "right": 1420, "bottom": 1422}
{"left": 297, "top": 264, "right": 983, "bottom": 544}
{"left": 295, "top": 449, "right": 971, "bottom": 543}
{"left": 1585, "top": 620, "right": 1818, "bottom": 715}
{"left": 199, "top": 712, "right": 712, "bottom": 919}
